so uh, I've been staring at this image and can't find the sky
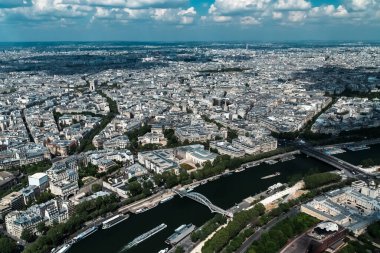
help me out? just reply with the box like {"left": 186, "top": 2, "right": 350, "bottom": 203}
{"left": 0, "top": 0, "right": 379, "bottom": 42}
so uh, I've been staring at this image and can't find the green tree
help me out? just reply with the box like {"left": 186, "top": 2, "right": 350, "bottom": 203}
{"left": 35, "top": 191, "right": 55, "bottom": 204}
{"left": 21, "top": 229, "right": 37, "bottom": 243}
{"left": 304, "top": 172, "right": 342, "bottom": 189}
{"left": 128, "top": 181, "right": 143, "bottom": 197}
{"left": 0, "top": 236, "right": 17, "bottom": 253}
{"left": 91, "top": 183, "right": 102, "bottom": 192}
{"left": 37, "top": 222, "right": 48, "bottom": 234}
{"left": 175, "top": 246, "right": 185, "bottom": 253}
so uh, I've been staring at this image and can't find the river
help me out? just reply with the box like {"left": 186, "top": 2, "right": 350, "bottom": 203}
{"left": 69, "top": 144, "right": 380, "bottom": 253}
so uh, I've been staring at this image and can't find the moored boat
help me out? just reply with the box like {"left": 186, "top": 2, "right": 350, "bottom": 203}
{"left": 73, "top": 225, "right": 99, "bottom": 241}
{"left": 102, "top": 214, "right": 129, "bottom": 229}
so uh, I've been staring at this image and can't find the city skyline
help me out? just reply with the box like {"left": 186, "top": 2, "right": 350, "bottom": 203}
{"left": 0, "top": 0, "right": 379, "bottom": 42}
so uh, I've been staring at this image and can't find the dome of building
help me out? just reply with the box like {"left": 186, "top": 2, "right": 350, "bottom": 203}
{"left": 316, "top": 222, "right": 339, "bottom": 232}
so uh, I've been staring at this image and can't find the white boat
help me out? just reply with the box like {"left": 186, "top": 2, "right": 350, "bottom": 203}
{"left": 135, "top": 203, "right": 158, "bottom": 214}
{"left": 264, "top": 159, "right": 278, "bottom": 165}
{"left": 73, "top": 225, "right": 99, "bottom": 241}
{"left": 52, "top": 243, "right": 72, "bottom": 253}
{"left": 261, "top": 172, "right": 281, "bottom": 179}
{"left": 235, "top": 168, "right": 245, "bottom": 173}
{"left": 158, "top": 248, "right": 169, "bottom": 253}
{"left": 102, "top": 214, "right": 129, "bottom": 229}
{"left": 121, "top": 223, "right": 167, "bottom": 251}
{"left": 165, "top": 224, "right": 196, "bottom": 245}
{"left": 160, "top": 196, "right": 174, "bottom": 204}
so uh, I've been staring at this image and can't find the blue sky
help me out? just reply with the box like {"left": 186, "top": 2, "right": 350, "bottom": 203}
{"left": 0, "top": 0, "right": 379, "bottom": 41}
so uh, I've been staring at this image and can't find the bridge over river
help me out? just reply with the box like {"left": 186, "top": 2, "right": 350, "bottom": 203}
{"left": 174, "top": 189, "right": 234, "bottom": 218}
{"left": 300, "top": 145, "right": 374, "bottom": 181}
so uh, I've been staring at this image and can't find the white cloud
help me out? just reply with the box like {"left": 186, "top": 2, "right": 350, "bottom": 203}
{"left": 274, "top": 0, "right": 311, "bottom": 10}
{"left": 150, "top": 7, "right": 196, "bottom": 24}
{"left": 240, "top": 16, "right": 260, "bottom": 25}
{"left": 272, "top": 11, "right": 283, "bottom": 19}
{"left": 287, "top": 11, "right": 306, "bottom": 22}
{"left": 349, "top": 0, "right": 375, "bottom": 11}
{"left": 334, "top": 5, "right": 349, "bottom": 17}
{"left": 209, "top": 0, "right": 271, "bottom": 15}
{"left": 0, "top": 0, "right": 196, "bottom": 26}
{"left": 126, "top": 0, "right": 187, "bottom": 9}
{"left": 212, "top": 15, "right": 232, "bottom": 22}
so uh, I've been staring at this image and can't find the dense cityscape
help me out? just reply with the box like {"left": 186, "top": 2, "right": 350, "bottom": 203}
{"left": 0, "top": 41, "right": 379, "bottom": 253}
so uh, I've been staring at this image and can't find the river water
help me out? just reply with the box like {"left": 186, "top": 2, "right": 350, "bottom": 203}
{"left": 69, "top": 145, "right": 380, "bottom": 253}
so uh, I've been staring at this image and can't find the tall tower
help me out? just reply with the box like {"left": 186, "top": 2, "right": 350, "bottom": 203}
{"left": 90, "top": 80, "right": 96, "bottom": 92}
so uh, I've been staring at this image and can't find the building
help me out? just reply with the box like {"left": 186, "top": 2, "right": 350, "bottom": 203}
{"left": 0, "top": 191, "right": 24, "bottom": 220}
{"left": 175, "top": 144, "right": 218, "bottom": 165}
{"left": 5, "top": 199, "right": 71, "bottom": 239}
{"left": 0, "top": 192, "right": 24, "bottom": 211}
{"left": 28, "top": 172, "right": 49, "bottom": 190}
{"left": 46, "top": 156, "right": 82, "bottom": 199}
{"left": 138, "top": 132, "right": 167, "bottom": 146}
{"left": 175, "top": 123, "right": 224, "bottom": 143}
{"left": 301, "top": 181, "right": 380, "bottom": 236}
{"left": 210, "top": 141, "right": 245, "bottom": 158}
{"left": 138, "top": 149, "right": 177, "bottom": 174}
{"left": 90, "top": 80, "right": 96, "bottom": 92}
{"left": 50, "top": 180, "right": 79, "bottom": 199}
{"left": 103, "top": 136, "right": 130, "bottom": 150}
{"left": 5, "top": 210, "right": 43, "bottom": 239}
{"left": 231, "top": 135, "right": 277, "bottom": 155}
{"left": 0, "top": 171, "right": 17, "bottom": 191}
{"left": 122, "top": 163, "right": 148, "bottom": 179}
{"left": 281, "top": 221, "right": 347, "bottom": 253}
{"left": 20, "top": 185, "right": 40, "bottom": 205}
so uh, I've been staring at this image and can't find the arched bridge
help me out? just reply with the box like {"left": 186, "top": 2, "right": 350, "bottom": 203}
{"left": 174, "top": 189, "right": 233, "bottom": 218}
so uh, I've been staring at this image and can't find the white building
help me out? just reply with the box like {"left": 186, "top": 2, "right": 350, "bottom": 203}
{"left": 301, "top": 181, "right": 380, "bottom": 236}
{"left": 28, "top": 172, "right": 49, "bottom": 190}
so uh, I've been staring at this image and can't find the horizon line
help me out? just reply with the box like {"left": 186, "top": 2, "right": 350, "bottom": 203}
{"left": 1, "top": 39, "right": 380, "bottom": 44}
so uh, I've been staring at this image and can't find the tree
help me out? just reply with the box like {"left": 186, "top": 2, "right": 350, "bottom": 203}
{"left": 180, "top": 163, "right": 194, "bottom": 171}
{"left": 142, "top": 180, "right": 154, "bottom": 195}
{"left": 0, "top": 236, "right": 17, "bottom": 253}
{"left": 91, "top": 183, "right": 102, "bottom": 193}
{"left": 128, "top": 181, "right": 143, "bottom": 197}
{"left": 35, "top": 191, "right": 55, "bottom": 204}
{"left": 37, "top": 222, "right": 48, "bottom": 234}
{"left": 21, "top": 229, "right": 37, "bottom": 243}
{"left": 304, "top": 172, "right": 342, "bottom": 189}
{"left": 361, "top": 158, "right": 376, "bottom": 168}
{"left": 175, "top": 246, "right": 185, "bottom": 253}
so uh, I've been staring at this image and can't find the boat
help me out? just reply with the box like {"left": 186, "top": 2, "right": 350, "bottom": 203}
{"left": 158, "top": 248, "right": 169, "bottom": 253}
{"left": 261, "top": 172, "right": 281, "bottom": 179}
{"left": 235, "top": 167, "right": 245, "bottom": 173}
{"left": 73, "top": 225, "right": 99, "bottom": 241}
{"left": 264, "top": 159, "right": 278, "bottom": 165}
{"left": 165, "top": 224, "right": 196, "bottom": 245}
{"left": 160, "top": 196, "right": 174, "bottom": 204}
{"left": 280, "top": 155, "right": 295, "bottom": 162}
{"left": 267, "top": 183, "right": 283, "bottom": 193}
{"left": 52, "top": 243, "right": 72, "bottom": 253}
{"left": 102, "top": 214, "right": 129, "bottom": 229}
{"left": 121, "top": 223, "right": 167, "bottom": 251}
{"left": 135, "top": 208, "right": 146, "bottom": 214}
{"left": 186, "top": 187, "right": 194, "bottom": 192}
{"left": 222, "top": 171, "right": 233, "bottom": 177}
{"left": 346, "top": 145, "right": 370, "bottom": 151}
{"left": 135, "top": 203, "right": 158, "bottom": 214}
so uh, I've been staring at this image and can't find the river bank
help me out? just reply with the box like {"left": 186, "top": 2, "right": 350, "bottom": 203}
{"left": 68, "top": 143, "right": 380, "bottom": 253}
